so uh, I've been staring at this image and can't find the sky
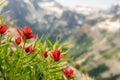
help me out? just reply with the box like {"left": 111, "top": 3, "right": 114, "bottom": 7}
{"left": 56, "top": 0, "right": 120, "bottom": 9}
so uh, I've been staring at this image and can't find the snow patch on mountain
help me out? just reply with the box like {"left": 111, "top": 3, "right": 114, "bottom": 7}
{"left": 96, "top": 20, "right": 120, "bottom": 32}
{"left": 73, "top": 6, "right": 99, "bottom": 15}
{"left": 38, "top": 1, "right": 63, "bottom": 16}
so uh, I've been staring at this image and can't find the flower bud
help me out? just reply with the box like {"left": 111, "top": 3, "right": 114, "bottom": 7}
{"left": 51, "top": 49, "right": 64, "bottom": 61}
{"left": 42, "top": 50, "right": 48, "bottom": 58}
{"left": 0, "top": 24, "right": 7, "bottom": 34}
{"left": 63, "top": 68, "right": 74, "bottom": 78}
{"left": 15, "top": 36, "right": 22, "bottom": 45}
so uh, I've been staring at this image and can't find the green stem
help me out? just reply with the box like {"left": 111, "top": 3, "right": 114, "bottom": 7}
{"left": 14, "top": 41, "right": 26, "bottom": 79}
{"left": 0, "top": 35, "right": 2, "bottom": 44}
{"left": 0, "top": 35, "right": 6, "bottom": 80}
{"left": 45, "top": 60, "right": 55, "bottom": 80}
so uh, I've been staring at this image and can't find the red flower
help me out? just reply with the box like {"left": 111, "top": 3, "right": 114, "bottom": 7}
{"left": 15, "top": 36, "right": 22, "bottom": 45}
{"left": 25, "top": 45, "right": 36, "bottom": 53}
{"left": 63, "top": 68, "right": 74, "bottom": 78}
{"left": 17, "top": 26, "right": 37, "bottom": 39}
{"left": 42, "top": 50, "right": 48, "bottom": 58}
{"left": 51, "top": 49, "right": 64, "bottom": 61}
{"left": 0, "top": 24, "right": 7, "bottom": 34}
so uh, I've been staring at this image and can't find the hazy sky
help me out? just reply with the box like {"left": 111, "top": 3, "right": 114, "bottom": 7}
{"left": 56, "top": 0, "right": 120, "bottom": 9}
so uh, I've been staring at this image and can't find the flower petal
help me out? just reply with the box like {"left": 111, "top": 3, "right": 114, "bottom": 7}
{"left": 23, "top": 26, "right": 32, "bottom": 36}
{"left": 16, "top": 28, "right": 24, "bottom": 36}
{"left": 0, "top": 25, "right": 7, "bottom": 34}
{"left": 27, "top": 34, "right": 37, "bottom": 39}
{"left": 60, "top": 54, "right": 64, "bottom": 59}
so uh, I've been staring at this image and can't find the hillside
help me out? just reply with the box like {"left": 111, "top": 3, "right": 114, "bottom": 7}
{"left": 0, "top": 0, "right": 120, "bottom": 79}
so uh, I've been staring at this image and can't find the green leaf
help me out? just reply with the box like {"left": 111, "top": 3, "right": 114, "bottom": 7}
{"left": 0, "top": 15, "right": 3, "bottom": 24}
{"left": 7, "top": 36, "right": 13, "bottom": 42}
{"left": 43, "top": 40, "right": 47, "bottom": 50}
{"left": 34, "top": 35, "right": 44, "bottom": 48}
{"left": 28, "top": 54, "right": 38, "bottom": 63}
{"left": 64, "top": 49, "right": 70, "bottom": 54}
{"left": 59, "top": 43, "right": 70, "bottom": 50}
{"left": 0, "top": 58, "right": 4, "bottom": 78}
{"left": 53, "top": 39, "right": 60, "bottom": 49}
{"left": 45, "top": 37, "right": 53, "bottom": 49}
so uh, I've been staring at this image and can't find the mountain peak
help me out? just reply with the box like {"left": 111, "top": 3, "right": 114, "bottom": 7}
{"left": 110, "top": 2, "right": 120, "bottom": 14}
{"left": 112, "top": 2, "right": 120, "bottom": 6}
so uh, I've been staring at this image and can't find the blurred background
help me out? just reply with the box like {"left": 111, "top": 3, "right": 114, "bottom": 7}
{"left": 0, "top": 0, "right": 120, "bottom": 79}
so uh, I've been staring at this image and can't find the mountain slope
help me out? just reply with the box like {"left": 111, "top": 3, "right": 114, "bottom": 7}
{"left": 0, "top": 0, "right": 120, "bottom": 79}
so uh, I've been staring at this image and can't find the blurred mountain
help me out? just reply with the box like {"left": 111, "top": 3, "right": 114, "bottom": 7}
{"left": 109, "top": 3, "right": 120, "bottom": 14}
{"left": 0, "top": 0, "right": 120, "bottom": 79}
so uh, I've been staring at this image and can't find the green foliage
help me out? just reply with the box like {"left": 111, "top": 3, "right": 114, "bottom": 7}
{"left": 0, "top": 15, "right": 3, "bottom": 24}
{"left": 0, "top": 33, "right": 75, "bottom": 80}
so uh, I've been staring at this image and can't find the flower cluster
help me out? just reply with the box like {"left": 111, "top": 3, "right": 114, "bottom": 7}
{"left": 0, "top": 25, "right": 74, "bottom": 80}
{"left": 63, "top": 68, "right": 74, "bottom": 78}
{"left": 15, "top": 36, "right": 21, "bottom": 45}
{"left": 42, "top": 50, "right": 48, "bottom": 58}
{"left": 16, "top": 26, "right": 66, "bottom": 62}
{"left": 25, "top": 45, "right": 36, "bottom": 53}
{"left": 0, "top": 24, "right": 7, "bottom": 34}
{"left": 17, "top": 26, "right": 37, "bottom": 39}
{"left": 51, "top": 48, "right": 64, "bottom": 61}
